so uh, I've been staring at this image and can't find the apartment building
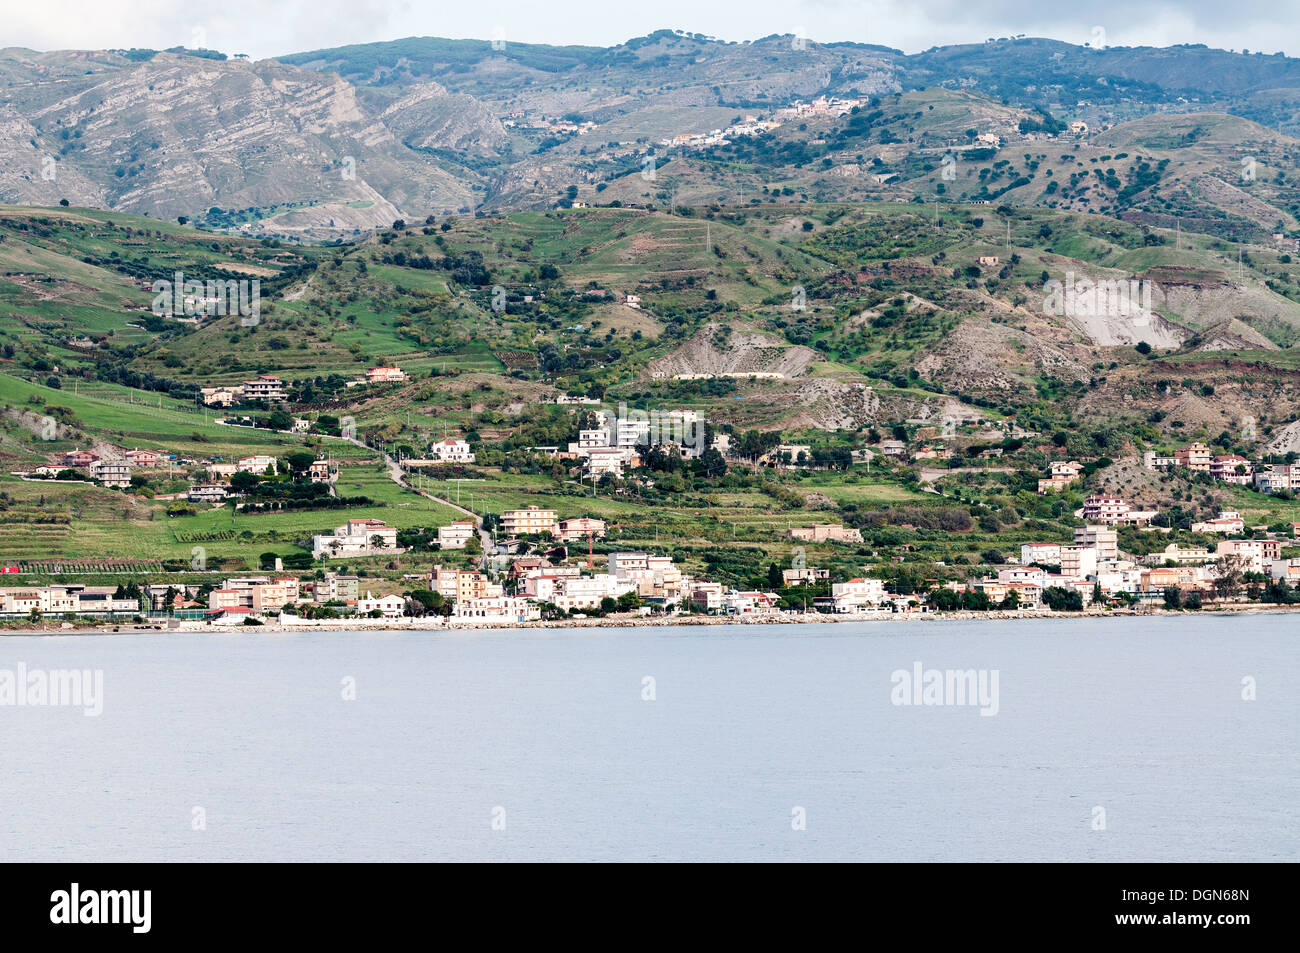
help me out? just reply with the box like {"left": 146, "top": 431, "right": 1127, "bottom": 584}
{"left": 830, "top": 578, "right": 886, "bottom": 612}
{"left": 240, "top": 376, "right": 287, "bottom": 402}
{"left": 1059, "top": 545, "right": 1099, "bottom": 580}
{"left": 428, "top": 566, "right": 498, "bottom": 603}
{"left": 1079, "top": 496, "right": 1156, "bottom": 526}
{"left": 437, "top": 521, "right": 478, "bottom": 549}
{"left": 1216, "top": 539, "right": 1281, "bottom": 573}
{"left": 1073, "top": 525, "right": 1118, "bottom": 561}
{"left": 89, "top": 461, "right": 132, "bottom": 488}
{"left": 500, "top": 506, "right": 558, "bottom": 537}
{"left": 1174, "top": 443, "right": 1212, "bottom": 472}
{"left": 552, "top": 517, "right": 607, "bottom": 542}
{"left": 1021, "top": 542, "right": 1063, "bottom": 565}
{"left": 314, "top": 573, "right": 360, "bottom": 604}
{"left": 1254, "top": 465, "right": 1300, "bottom": 494}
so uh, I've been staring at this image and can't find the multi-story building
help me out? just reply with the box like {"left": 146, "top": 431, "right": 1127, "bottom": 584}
{"left": 89, "top": 461, "right": 132, "bottom": 488}
{"left": 689, "top": 582, "right": 726, "bottom": 614}
{"left": 1174, "top": 443, "right": 1212, "bottom": 472}
{"left": 1254, "top": 465, "right": 1300, "bottom": 494}
{"left": 782, "top": 567, "right": 830, "bottom": 586}
{"left": 308, "top": 461, "right": 332, "bottom": 483}
{"left": 830, "top": 578, "right": 886, "bottom": 612}
{"left": 1210, "top": 455, "right": 1253, "bottom": 485}
{"left": 1059, "top": 545, "right": 1099, "bottom": 580}
{"left": 583, "top": 447, "right": 638, "bottom": 478}
{"left": 1021, "top": 542, "right": 1063, "bottom": 566}
{"left": 437, "top": 521, "right": 477, "bottom": 549}
{"left": 208, "top": 589, "right": 243, "bottom": 611}
{"left": 1269, "top": 559, "right": 1300, "bottom": 583}
{"left": 1140, "top": 566, "right": 1206, "bottom": 592}
{"left": 314, "top": 573, "right": 359, "bottom": 604}
{"left": 1079, "top": 496, "right": 1156, "bottom": 526}
{"left": 998, "top": 566, "right": 1047, "bottom": 585}
{"left": 237, "top": 455, "right": 278, "bottom": 475}
{"left": 240, "top": 376, "right": 287, "bottom": 402}
{"left": 251, "top": 582, "right": 291, "bottom": 612}
{"left": 723, "top": 591, "right": 780, "bottom": 615}
{"left": 428, "top": 566, "right": 496, "bottom": 604}
{"left": 1038, "top": 459, "right": 1084, "bottom": 494}
{"left": 1216, "top": 539, "right": 1281, "bottom": 574}
{"left": 1073, "top": 525, "right": 1118, "bottom": 561}
{"left": 552, "top": 517, "right": 607, "bottom": 543}
{"left": 500, "top": 506, "right": 558, "bottom": 537}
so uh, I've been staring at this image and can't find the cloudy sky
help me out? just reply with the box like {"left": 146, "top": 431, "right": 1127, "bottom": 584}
{"left": 6, "top": 0, "right": 1296, "bottom": 60}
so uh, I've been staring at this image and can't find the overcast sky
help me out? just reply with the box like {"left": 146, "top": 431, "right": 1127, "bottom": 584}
{"left": 6, "top": 0, "right": 1297, "bottom": 61}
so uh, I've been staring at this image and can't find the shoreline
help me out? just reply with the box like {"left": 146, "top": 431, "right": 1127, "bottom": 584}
{"left": 5, "top": 602, "right": 1300, "bottom": 635}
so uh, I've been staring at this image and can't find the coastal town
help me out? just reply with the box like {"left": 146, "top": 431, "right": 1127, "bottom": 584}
{"left": 5, "top": 406, "right": 1299, "bottom": 627}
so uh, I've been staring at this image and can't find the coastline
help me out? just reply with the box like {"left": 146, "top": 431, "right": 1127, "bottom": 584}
{"left": 5, "top": 602, "right": 1300, "bottom": 635}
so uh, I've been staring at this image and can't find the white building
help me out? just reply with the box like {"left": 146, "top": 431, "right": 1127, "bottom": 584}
{"left": 830, "top": 578, "right": 886, "bottom": 612}
{"left": 427, "top": 439, "right": 475, "bottom": 463}
{"left": 437, "top": 521, "right": 478, "bottom": 549}
{"left": 358, "top": 592, "right": 406, "bottom": 618}
{"left": 1074, "top": 525, "right": 1118, "bottom": 561}
{"left": 313, "top": 519, "right": 401, "bottom": 559}
{"left": 452, "top": 596, "right": 540, "bottom": 623}
{"left": 1021, "top": 542, "right": 1063, "bottom": 565}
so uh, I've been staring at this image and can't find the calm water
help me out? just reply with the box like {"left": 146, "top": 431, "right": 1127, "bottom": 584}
{"left": 1, "top": 615, "right": 1295, "bottom": 862}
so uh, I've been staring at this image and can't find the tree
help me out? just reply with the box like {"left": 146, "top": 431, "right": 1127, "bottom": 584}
{"left": 767, "top": 562, "right": 784, "bottom": 589}
{"left": 1162, "top": 586, "right": 1182, "bottom": 609}
{"left": 1212, "top": 556, "right": 1245, "bottom": 599}
{"left": 1042, "top": 586, "right": 1083, "bottom": 611}
{"left": 284, "top": 451, "right": 317, "bottom": 474}
{"left": 464, "top": 535, "right": 483, "bottom": 555}
{"left": 230, "top": 470, "right": 260, "bottom": 492}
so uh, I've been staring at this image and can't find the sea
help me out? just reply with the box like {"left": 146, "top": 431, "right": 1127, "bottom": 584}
{"left": 1, "top": 614, "right": 1294, "bottom": 861}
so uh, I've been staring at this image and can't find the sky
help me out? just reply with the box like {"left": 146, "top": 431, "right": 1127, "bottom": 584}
{"left": 5, "top": 0, "right": 1297, "bottom": 61}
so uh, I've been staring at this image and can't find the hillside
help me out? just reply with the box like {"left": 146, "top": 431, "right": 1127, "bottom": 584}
{"left": 2, "top": 33, "right": 1300, "bottom": 236}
